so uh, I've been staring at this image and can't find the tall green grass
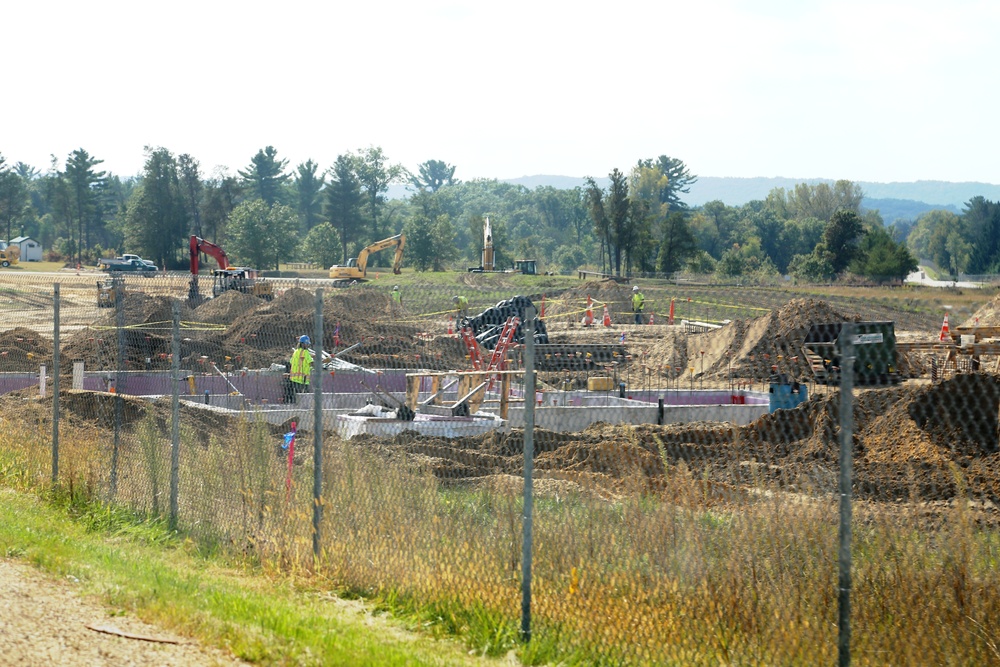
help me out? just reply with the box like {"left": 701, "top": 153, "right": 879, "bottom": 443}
{"left": 4, "top": 407, "right": 1000, "bottom": 665}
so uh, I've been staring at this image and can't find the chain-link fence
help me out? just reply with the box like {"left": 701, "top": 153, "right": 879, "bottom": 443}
{"left": 2, "top": 270, "right": 1000, "bottom": 664}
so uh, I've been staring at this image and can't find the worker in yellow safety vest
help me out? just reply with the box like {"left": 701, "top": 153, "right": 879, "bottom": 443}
{"left": 391, "top": 285, "right": 403, "bottom": 306}
{"left": 284, "top": 335, "right": 314, "bottom": 403}
{"left": 631, "top": 286, "right": 645, "bottom": 325}
{"left": 453, "top": 295, "right": 469, "bottom": 320}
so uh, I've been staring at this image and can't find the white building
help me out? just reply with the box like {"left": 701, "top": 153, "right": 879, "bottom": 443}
{"left": 8, "top": 236, "right": 42, "bottom": 262}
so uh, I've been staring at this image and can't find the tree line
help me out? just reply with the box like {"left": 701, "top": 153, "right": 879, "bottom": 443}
{"left": 1, "top": 145, "right": 995, "bottom": 282}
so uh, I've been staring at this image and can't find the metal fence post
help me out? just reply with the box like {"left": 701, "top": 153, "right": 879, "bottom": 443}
{"left": 52, "top": 283, "right": 59, "bottom": 487}
{"left": 169, "top": 301, "right": 180, "bottom": 531}
{"left": 313, "top": 288, "right": 324, "bottom": 560}
{"left": 838, "top": 323, "right": 855, "bottom": 667}
{"left": 521, "top": 306, "right": 536, "bottom": 642}
{"left": 109, "top": 281, "right": 124, "bottom": 499}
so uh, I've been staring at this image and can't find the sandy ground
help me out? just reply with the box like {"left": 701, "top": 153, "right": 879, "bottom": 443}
{"left": 0, "top": 559, "right": 245, "bottom": 666}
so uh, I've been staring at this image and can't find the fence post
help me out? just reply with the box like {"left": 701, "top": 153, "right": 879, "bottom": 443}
{"left": 521, "top": 306, "right": 536, "bottom": 642}
{"left": 169, "top": 301, "right": 180, "bottom": 531}
{"left": 52, "top": 284, "right": 59, "bottom": 487}
{"left": 837, "top": 323, "right": 855, "bottom": 667}
{"left": 109, "top": 282, "right": 124, "bottom": 499}
{"left": 312, "top": 288, "right": 324, "bottom": 560}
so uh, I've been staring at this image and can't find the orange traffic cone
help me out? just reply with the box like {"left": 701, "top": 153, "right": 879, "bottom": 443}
{"left": 649, "top": 312, "right": 654, "bottom": 325}
{"left": 448, "top": 315, "right": 454, "bottom": 335}
{"left": 668, "top": 298, "right": 675, "bottom": 325}
{"left": 602, "top": 304, "right": 611, "bottom": 327}
{"left": 939, "top": 313, "right": 950, "bottom": 342}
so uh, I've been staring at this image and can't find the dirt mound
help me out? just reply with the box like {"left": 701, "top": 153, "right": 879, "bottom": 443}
{"left": 211, "top": 286, "right": 467, "bottom": 370}
{"left": 333, "top": 372, "right": 1000, "bottom": 511}
{"left": 191, "top": 290, "right": 261, "bottom": 324}
{"left": 643, "top": 298, "right": 859, "bottom": 381}
{"left": 100, "top": 293, "right": 192, "bottom": 328}
{"left": 0, "top": 327, "right": 53, "bottom": 371}
{"left": 965, "top": 293, "right": 1000, "bottom": 327}
{"left": 544, "top": 280, "right": 635, "bottom": 323}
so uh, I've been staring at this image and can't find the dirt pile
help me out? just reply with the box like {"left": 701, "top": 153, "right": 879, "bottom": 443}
{"left": 963, "top": 291, "right": 1000, "bottom": 327}
{"left": 642, "top": 298, "right": 858, "bottom": 381}
{"left": 214, "top": 286, "right": 468, "bottom": 370}
{"left": 339, "top": 373, "right": 1000, "bottom": 512}
{"left": 191, "top": 290, "right": 261, "bottom": 324}
{"left": 54, "top": 286, "right": 468, "bottom": 372}
{"left": 544, "top": 280, "right": 635, "bottom": 323}
{"left": 0, "top": 327, "right": 53, "bottom": 371}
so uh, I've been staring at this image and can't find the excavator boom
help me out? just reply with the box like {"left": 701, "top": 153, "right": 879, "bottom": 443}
{"left": 329, "top": 233, "right": 405, "bottom": 281}
{"left": 188, "top": 235, "right": 271, "bottom": 303}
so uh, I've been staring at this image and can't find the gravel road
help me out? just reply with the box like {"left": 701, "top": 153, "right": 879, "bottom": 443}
{"left": 0, "top": 559, "right": 245, "bottom": 666}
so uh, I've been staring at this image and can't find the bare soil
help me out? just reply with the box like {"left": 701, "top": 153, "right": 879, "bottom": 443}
{"left": 0, "top": 558, "right": 245, "bottom": 666}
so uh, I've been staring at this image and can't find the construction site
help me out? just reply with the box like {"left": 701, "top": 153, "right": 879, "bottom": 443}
{"left": 4, "top": 267, "right": 1000, "bottom": 664}
{"left": 1, "top": 270, "right": 999, "bottom": 509}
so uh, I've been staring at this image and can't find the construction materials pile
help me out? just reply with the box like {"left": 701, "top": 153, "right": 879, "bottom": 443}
{"left": 461, "top": 295, "right": 548, "bottom": 349}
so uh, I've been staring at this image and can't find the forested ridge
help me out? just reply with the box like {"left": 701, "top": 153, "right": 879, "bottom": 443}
{"left": 1, "top": 145, "right": 998, "bottom": 282}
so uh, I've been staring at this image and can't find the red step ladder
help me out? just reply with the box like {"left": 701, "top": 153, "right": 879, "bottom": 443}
{"left": 460, "top": 327, "right": 484, "bottom": 370}
{"left": 485, "top": 317, "right": 520, "bottom": 391}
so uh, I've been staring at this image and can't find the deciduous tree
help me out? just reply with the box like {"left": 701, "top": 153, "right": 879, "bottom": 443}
{"left": 824, "top": 209, "right": 865, "bottom": 274}
{"left": 353, "top": 146, "right": 406, "bottom": 240}
{"left": 300, "top": 222, "right": 341, "bottom": 269}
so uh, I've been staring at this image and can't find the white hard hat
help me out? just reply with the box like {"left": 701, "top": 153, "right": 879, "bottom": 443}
{"left": 632, "top": 285, "right": 639, "bottom": 291}
{"left": 393, "top": 285, "right": 399, "bottom": 290}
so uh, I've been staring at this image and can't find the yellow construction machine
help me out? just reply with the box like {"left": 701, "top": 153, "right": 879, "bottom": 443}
{"left": 97, "top": 274, "right": 124, "bottom": 308}
{"left": 329, "top": 233, "right": 405, "bottom": 283}
{"left": 0, "top": 243, "right": 20, "bottom": 268}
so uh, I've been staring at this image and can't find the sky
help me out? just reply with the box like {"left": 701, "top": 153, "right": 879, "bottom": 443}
{"left": 3, "top": 0, "right": 999, "bottom": 184}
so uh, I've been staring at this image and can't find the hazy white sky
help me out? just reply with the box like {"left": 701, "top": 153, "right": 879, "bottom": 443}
{"left": 4, "top": 0, "right": 999, "bottom": 184}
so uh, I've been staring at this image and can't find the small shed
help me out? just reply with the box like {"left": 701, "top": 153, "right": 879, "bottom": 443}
{"left": 8, "top": 236, "right": 42, "bottom": 262}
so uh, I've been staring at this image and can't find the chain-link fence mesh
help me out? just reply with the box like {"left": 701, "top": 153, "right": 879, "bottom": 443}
{"left": 2, "top": 270, "right": 1000, "bottom": 664}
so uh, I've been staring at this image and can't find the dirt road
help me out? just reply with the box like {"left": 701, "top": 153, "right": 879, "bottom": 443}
{"left": 0, "top": 559, "right": 244, "bottom": 666}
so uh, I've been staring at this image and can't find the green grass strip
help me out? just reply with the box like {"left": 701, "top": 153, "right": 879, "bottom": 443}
{"left": 0, "top": 488, "right": 499, "bottom": 666}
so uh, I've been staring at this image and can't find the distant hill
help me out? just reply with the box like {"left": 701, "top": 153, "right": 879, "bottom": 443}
{"left": 861, "top": 198, "right": 961, "bottom": 224}
{"left": 388, "top": 175, "right": 999, "bottom": 221}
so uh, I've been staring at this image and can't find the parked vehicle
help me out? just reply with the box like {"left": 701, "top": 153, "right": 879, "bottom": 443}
{"left": 98, "top": 254, "right": 159, "bottom": 273}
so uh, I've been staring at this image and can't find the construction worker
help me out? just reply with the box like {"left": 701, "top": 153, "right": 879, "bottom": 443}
{"left": 453, "top": 295, "right": 469, "bottom": 320}
{"left": 631, "top": 285, "right": 645, "bottom": 325}
{"left": 284, "top": 334, "right": 314, "bottom": 403}
{"left": 391, "top": 285, "right": 402, "bottom": 306}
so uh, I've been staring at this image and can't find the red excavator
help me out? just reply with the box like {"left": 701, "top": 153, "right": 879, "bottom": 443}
{"left": 188, "top": 235, "right": 273, "bottom": 304}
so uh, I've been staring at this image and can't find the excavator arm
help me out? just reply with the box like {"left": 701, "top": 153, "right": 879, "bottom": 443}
{"left": 190, "top": 235, "right": 231, "bottom": 274}
{"left": 331, "top": 234, "right": 405, "bottom": 280}
{"left": 356, "top": 234, "right": 405, "bottom": 276}
{"left": 189, "top": 235, "right": 232, "bottom": 303}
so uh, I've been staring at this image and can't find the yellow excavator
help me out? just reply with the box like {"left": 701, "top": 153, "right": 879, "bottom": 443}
{"left": 329, "top": 233, "right": 405, "bottom": 283}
